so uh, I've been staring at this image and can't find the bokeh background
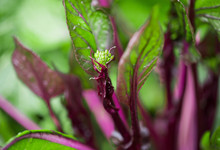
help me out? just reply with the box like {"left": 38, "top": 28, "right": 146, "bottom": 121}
{"left": 3, "top": 0, "right": 217, "bottom": 149}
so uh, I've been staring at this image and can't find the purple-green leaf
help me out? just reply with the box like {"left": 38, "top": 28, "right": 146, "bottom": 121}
{"left": 116, "top": 9, "right": 164, "bottom": 104}
{"left": 12, "top": 38, "right": 65, "bottom": 101}
{"left": 3, "top": 130, "right": 94, "bottom": 150}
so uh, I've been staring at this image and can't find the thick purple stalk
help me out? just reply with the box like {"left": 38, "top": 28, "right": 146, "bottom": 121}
{"left": 3, "top": 131, "right": 94, "bottom": 150}
{"left": 88, "top": 59, "right": 132, "bottom": 147}
{"left": 162, "top": 41, "right": 188, "bottom": 150}
{"left": 178, "top": 67, "right": 197, "bottom": 150}
{"left": 174, "top": 61, "right": 187, "bottom": 102}
{"left": 137, "top": 100, "right": 162, "bottom": 150}
{"left": 174, "top": 41, "right": 188, "bottom": 105}
{"left": 162, "top": 32, "right": 175, "bottom": 110}
{"left": 189, "top": 1, "right": 200, "bottom": 148}
{"left": 112, "top": 92, "right": 128, "bottom": 129}
{"left": 110, "top": 109, "right": 131, "bottom": 146}
{"left": 83, "top": 90, "right": 114, "bottom": 139}
{"left": 0, "top": 96, "right": 40, "bottom": 130}
{"left": 129, "top": 65, "right": 141, "bottom": 150}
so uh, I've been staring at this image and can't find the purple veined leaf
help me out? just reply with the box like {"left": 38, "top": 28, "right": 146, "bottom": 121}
{"left": 177, "top": 67, "right": 197, "bottom": 150}
{"left": 83, "top": 90, "right": 114, "bottom": 139}
{"left": 12, "top": 38, "right": 64, "bottom": 132}
{"left": 195, "top": 0, "right": 220, "bottom": 36}
{"left": 12, "top": 38, "right": 65, "bottom": 101}
{"left": 3, "top": 130, "right": 94, "bottom": 150}
{"left": 116, "top": 7, "right": 164, "bottom": 149}
{"left": 116, "top": 8, "right": 164, "bottom": 104}
{"left": 0, "top": 96, "right": 41, "bottom": 130}
{"left": 64, "top": 0, "right": 113, "bottom": 75}
{"left": 58, "top": 73, "right": 96, "bottom": 148}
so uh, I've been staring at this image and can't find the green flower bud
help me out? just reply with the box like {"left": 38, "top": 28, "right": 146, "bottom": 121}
{"left": 93, "top": 49, "right": 114, "bottom": 71}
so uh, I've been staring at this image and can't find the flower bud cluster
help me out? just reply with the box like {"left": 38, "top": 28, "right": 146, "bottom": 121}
{"left": 94, "top": 49, "right": 114, "bottom": 71}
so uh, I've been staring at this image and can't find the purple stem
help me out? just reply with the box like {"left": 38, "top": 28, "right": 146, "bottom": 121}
{"left": 174, "top": 41, "right": 189, "bottom": 104}
{"left": 189, "top": 1, "right": 200, "bottom": 148}
{"left": 177, "top": 66, "right": 197, "bottom": 150}
{"left": 83, "top": 90, "right": 114, "bottom": 139}
{"left": 189, "top": 0, "right": 196, "bottom": 31}
{"left": 110, "top": 17, "right": 123, "bottom": 59}
{"left": 98, "top": 0, "right": 110, "bottom": 8}
{"left": 129, "top": 66, "right": 141, "bottom": 149}
{"left": 174, "top": 61, "right": 187, "bottom": 103}
{"left": 112, "top": 92, "right": 128, "bottom": 129}
{"left": 3, "top": 131, "right": 94, "bottom": 150}
{"left": 163, "top": 32, "right": 175, "bottom": 110}
{"left": 137, "top": 100, "right": 162, "bottom": 150}
{"left": 0, "top": 96, "right": 41, "bottom": 130}
{"left": 46, "top": 101, "right": 63, "bottom": 132}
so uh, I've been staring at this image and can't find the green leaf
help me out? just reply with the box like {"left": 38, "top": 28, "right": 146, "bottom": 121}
{"left": 196, "top": 0, "right": 220, "bottom": 35}
{"left": 211, "top": 126, "right": 220, "bottom": 149}
{"left": 116, "top": 7, "right": 164, "bottom": 104}
{"left": 174, "top": 0, "right": 195, "bottom": 43}
{"left": 200, "top": 131, "right": 211, "bottom": 150}
{"left": 174, "top": 1, "right": 201, "bottom": 62}
{"left": 64, "top": 0, "right": 113, "bottom": 74}
{"left": 3, "top": 130, "right": 94, "bottom": 150}
{"left": 89, "top": 10, "right": 113, "bottom": 51}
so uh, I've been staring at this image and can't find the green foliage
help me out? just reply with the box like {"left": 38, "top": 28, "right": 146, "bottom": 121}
{"left": 64, "top": 0, "right": 113, "bottom": 74}
{"left": 117, "top": 7, "right": 164, "bottom": 104}
{"left": 211, "top": 127, "right": 220, "bottom": 149}
{"left": 4, "top": 130, "right": 77, "bottom": 150}
{"left": 201, "top": 127, "right": 220, "bottom": 150}
{"left": 174, "top": 0, "right": 195, "bottom": 43}
{"left": 173, "top": 0, "right": 201, "bottom": 63}
{"left": 200, "top": 131, "right": 211, "bottom": 150}
{"left": 195, "top": 0, "right": 220, "bottom": 36}
{"left": 8, "top": 139, "right": 75, "bottom": 150}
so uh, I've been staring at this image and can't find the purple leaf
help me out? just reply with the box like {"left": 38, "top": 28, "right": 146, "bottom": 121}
{"left": 3, "top": 130, "right": 94, "bottom": 150}
{"left": 0, "top": 96, "right": 41, "bottom": 130}
{"left": 58, "top": 73, "right": 96, "bottom": 148}
{"left": 83, "top": 90, "right": 114, "bottom": 139}
{"left": 12, "top": 38, "right": 65, "bottom": 101}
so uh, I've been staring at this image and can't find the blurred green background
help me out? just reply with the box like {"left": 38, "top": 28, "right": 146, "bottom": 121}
{"left": 0, "top": 0, "right": 171, "bottom": 149}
